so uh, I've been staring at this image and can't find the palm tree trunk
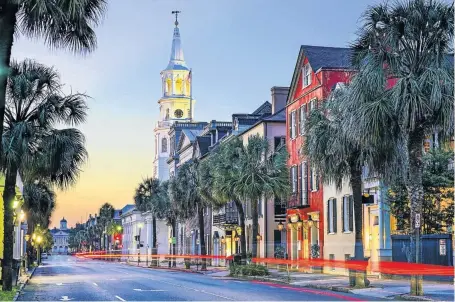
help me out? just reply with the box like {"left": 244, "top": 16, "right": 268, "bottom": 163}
{"left": 251, "top": 200, "right": 259, "bottom": 258}
{"left": 350, "top": 163, "right": 367, "bottom": 288}
{"left": 152, "top": 216, "right": 157, "bottom": 249}
{"left": 407, "top": 129, "right": 425, "bottom": 296}
{"left": 0, "top": 4, "right": 18, "bottom": 158}
{"left": 172, "top": 220, "right": 177, "bottom": 267}
{"left": 234, "top": 200, "right": 247, "bottom": 262}
{"left": 2, "top": 165, "right": 19, "bottom": 291}
{"left": 197, "top": 205, "right": 207, "bottom": 270}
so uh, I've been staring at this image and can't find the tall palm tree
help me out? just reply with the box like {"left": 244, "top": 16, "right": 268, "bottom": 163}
{"left": 233, "top": 135, "right": 289, "bottom": 258}
{"left": 98, "top": 202, "right": 115, "bottom": 250}
{"left": 303, "top": 87, "right": 386, "bottom": 287}
{"left": 134, "top": 178, "right": 168, "bottom": 251}
{"left": 171, "top": 161, "right": 210, "bottom": 270}
{"left": 1, "top": 59, "right": 88, "bottom": 290}
{"left": 0, "top": 0, "right": 107, "bottom": 154}
{"left": 344, "top": 0, "right": 453, "bottom": 295}
{"left": 165, "top": 179, "right": 180, "bottom": 267}
{"left": 211, "top": 138, "right": 248, "bottom": 261}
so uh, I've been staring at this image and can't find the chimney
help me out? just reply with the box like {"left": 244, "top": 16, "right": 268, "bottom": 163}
{"left": 271, "top": 86, "right": 290, "bottom": 114}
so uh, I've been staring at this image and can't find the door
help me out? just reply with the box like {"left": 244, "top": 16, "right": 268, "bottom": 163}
{"left": 303, "top": 227, "right": 309, "bottom": 259}
{"left": 291, "top": 229, "right": 298, "bottom": 260}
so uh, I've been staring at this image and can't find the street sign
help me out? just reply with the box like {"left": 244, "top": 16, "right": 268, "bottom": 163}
{"left": 415, "top": 214, "right": 421, "bottom": 228}
{"left": 439, "top": 239, "right": 447, "bottom": 256}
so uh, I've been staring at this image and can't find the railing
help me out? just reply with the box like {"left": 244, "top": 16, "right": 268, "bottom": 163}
{"left": 157, "top": 121, "right": 171, "bottom": 128}
{"left": 213, "top": 212, "right": 238, "bottom": 226}
{"left": 287, "top": 195, "right": 300, "bottom": 208}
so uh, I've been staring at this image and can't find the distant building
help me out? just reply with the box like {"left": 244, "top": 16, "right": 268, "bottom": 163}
{"left": 51, "top": 218, "right": 69, "bottom": 254}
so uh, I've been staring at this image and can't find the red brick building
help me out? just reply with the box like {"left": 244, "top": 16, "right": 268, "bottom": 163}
{"left": 285, "top": 45, "right": 353, "bottom": 264}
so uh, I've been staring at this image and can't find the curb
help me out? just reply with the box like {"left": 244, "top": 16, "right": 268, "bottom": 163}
{"left": 121, "top": 261, "right": 226, "bottom": 275}
{"left": 395, "top": 294, "right": 434, "bottom": 301}
{"left": 13, "top": 267, "right": 37, "bottom": 301}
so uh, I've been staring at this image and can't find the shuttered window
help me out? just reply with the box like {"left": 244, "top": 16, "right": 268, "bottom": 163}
{"left": 290, "top": 111, "right": 297, "bottom": 139}
{"left": 291, "top": 166, "right": 297, "bottom": 194}
{"left": 301, "top": 162, "right": 308, "bottom": 205}
{"left": 327, "top": 198, "right": 337, "bottom": 234}
{"left": 299, "top": 104, "right": 306, "bottom": 135}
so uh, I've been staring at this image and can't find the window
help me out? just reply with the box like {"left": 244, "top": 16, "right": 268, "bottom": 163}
{"left": 342, "top": 195, "right": 354, "bottom": 233}
{"left": 258, "top": 199, "right": 263, "bottom": 216}
{"left": 310, "top": 99, "right": 317, "bottom": 111}
{"left": 291, "top": 166, "right": 297, "bottom": 194}
{"left": 302, "top": 64, "right": 312, "bottom": 87}
{"left": 165, "top": 108, "right": 170, "bottom": 120}
{"left": 161, "top": 137, "right": 168, "bottom": 153}
{"left": 301, "top": 162, "right": 308, "bottom": 205}
{"left": 187, "top": 109, "right": 191, "bottom": 118}
{"left": 327, "top": 198, "right": 337, "bottom": 234}
{"left": 309, "top": 167, "right": 318, "bottom": 191}
{"left": 299, "top": 104, "right": 307, "bottom": 135}
{"left": 290, "top": 111, "right": 297, "bottom": 139}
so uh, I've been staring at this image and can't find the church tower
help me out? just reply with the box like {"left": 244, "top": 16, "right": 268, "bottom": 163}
{"left": 153, "top": 12, "right": 194, "bottom": 180}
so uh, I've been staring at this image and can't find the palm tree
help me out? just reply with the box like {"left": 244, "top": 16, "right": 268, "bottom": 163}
{"left": 1, "top": 59, "right": 88, "bottom": 290}
{"left": 98, "top": 203, "right": 115, "bottom": 250}
{"left": 22, "top": 181, "right": 56, "bottom": 265}
{"left": 0, "top": 0, "right": 107, "bottom": 154}
{"left": 171, "top": 161, "right": 210, "bottom": 270}
{"left": 165, "top": 179, "right": 180, "bottom": 267}
{"left": 134, "top": 178, "right": 158, "bottom": 249}
{"left": 303, "top": 87, "right": 386, "bottom": 287}
{"left": 211, "top": 138, "right": 248, "bottom": 261}
{"left": 344, "top": 0, "right": 453, "bottom": 295}
{"left": 233, "top": 135, "right": 289, "bottom": 259}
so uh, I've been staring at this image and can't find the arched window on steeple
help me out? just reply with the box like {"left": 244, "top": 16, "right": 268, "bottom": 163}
{"left": 162, "top": 137, "right": 168, "bottom": 153}
{"left": 166, "top": 78, "right": 172, "bottom": 95}
{"left": 175, "top": 78, "right": 183, "bottom": 95}
{"left": 165, "top": 108, "right": 170, "bottom": 120}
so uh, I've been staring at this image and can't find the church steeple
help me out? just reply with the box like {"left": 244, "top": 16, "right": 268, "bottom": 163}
{"left": 166, "top": 11, "right": 188, "bottom": 71}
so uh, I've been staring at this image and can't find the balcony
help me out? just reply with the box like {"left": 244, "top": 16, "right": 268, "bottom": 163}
{"left": 213, "top": 202, "right": 239, "bottom": 226}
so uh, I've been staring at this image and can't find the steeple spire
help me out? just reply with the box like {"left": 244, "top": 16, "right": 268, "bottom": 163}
{"left": 167, "top": 10, "right": 187, "bottom": 70}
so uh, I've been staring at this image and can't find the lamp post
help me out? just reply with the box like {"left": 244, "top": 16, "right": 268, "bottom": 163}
{"left": 137, "top": 223, "right": 144, "bottom": 266}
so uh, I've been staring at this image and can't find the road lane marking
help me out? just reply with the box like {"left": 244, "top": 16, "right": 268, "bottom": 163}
{"left": 115, "top": 295, "right": 126, "bottom": 302}
{"left": 59, "top": 296, "right": 73, "bottom": 301}
{"left": 93, "top": 282, "right": 98, "bottom": 286}
{"left": 133, "top": 289, "right": 166, "bottom": 292}
{"left": 56, "top": 283, "right": 63, "bottom": 286}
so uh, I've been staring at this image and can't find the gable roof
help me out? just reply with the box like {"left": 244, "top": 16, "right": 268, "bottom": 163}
{"left": 252, "top": 101, "right": 272, "bottom": 115}
{"left": 177, "top": 129, "right": 203, "bottom": 153}
{"left": 195, "top": 136, "right": 211, "bottom": 158}
{"left": 287, "top": 45, "right": 353, "bottom": 105}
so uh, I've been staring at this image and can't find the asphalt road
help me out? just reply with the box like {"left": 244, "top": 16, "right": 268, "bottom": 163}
{"left": 18, "top": 255, "right": 381, "bottom": 301}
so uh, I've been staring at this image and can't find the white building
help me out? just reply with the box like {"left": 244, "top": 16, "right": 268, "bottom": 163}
{"left": 51, "top": 218, "right": 69, "bottom": 254}
{"left": 153, "top": 14, "right": 194, "bottom": 181}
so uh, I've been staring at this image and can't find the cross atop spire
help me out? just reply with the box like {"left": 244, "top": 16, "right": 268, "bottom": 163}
{"left": 172, "top": 10, "right": 181, "bottom": 27}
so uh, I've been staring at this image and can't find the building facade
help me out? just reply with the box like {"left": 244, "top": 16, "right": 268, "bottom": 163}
{"left": 153, "top": 16, "right": 194, "bottom": 181}
{"left": 51, "top": 218, "right": 70, "bottom": 254}
{"left": 285, "top": 45, "right": 354, "bottom": 268}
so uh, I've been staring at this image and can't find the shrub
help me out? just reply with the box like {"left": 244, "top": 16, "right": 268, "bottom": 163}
{"left": 229, "top": 263, "right": 269, "bottom": 277}
{"left": 184, "top": 258, "right": 191, "bottom": 269}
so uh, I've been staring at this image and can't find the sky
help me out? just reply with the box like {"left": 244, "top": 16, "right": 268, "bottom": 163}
{"left": 11, "top": 0, "right": 382, "bottom": 228}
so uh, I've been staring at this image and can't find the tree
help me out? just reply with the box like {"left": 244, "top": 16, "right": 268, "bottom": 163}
{"left": 387, "top": 148, "right": 454, "bottom": 234}
{"left": 22, "top": 181, "right": 56, "bottom": 265}
{"left": 170, "top": 161, "right": 210, "bottom": 270}
{"left": 233, "top": 135, "right": 289, "bottom": 259}
{"left": 98, "top": 203, "right": 115, "bottom": 250}
{"left": 164, "top": 179, "right": 179, "bottom": 267}
{"left": 211, "top": 137, "right": 248, "bottom": 261}
{"left": 134, "top": 178, "right": 162, "bottom": 250}
{"left": 0, "top": 0, "right": 107, "bottom": 157}
{"left": 345, "top": 0, "right": 453, "bottom": 295}
{"left": 1, "top": 59, "right": 88, "bottom": 290}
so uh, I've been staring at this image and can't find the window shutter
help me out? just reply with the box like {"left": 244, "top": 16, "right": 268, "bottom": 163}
{"left": 298, "top": 163, "right": 302, "bottom": 204}
{"left": 342, "top": 196, "right": 345, "bottom": 232}
{"left": 302, "top": 162, "right": 308, "bottom": 205}
{"left": 332, "top": 198, "right": 337, "bottom": 233}
{"left": 310, "top": 168, "right": 313, "bottom": 191}
{"left": 327, "top": 199, "right": 331, "bottom": 234}
{"left": 296, "top": 109, "right": 300, "bottom": 136}
{"left": 315, "top": 171, "right": 319, "bottom": 191}
{"left": 349, "top": 195, "right": 354, "bottom": 232}
{"left": 288, "top": 113, "right": 292, "bottom": 137}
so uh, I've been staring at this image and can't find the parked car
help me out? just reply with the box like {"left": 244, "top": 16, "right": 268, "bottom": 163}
{"left": 41, "top": 252, "right": 48, "bottom": 260}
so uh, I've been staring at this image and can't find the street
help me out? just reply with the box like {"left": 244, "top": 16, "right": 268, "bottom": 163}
{"left": 18, "top": 255, "right": 381, "bottom": 301}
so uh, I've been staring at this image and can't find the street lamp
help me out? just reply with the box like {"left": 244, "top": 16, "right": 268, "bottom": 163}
{"left": 277, "top": 222, "right": 284, "bottom": 231}
{"left": 220, "top": 236, "right": 225, "bottom": 244}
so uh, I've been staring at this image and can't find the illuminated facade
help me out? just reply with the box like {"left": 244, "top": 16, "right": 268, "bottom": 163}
{"left": 153, "top": 15, "right": 195, "bottom": 181}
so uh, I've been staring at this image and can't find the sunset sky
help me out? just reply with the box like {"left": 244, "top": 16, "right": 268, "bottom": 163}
{"left": 11, "top": 0, "right": 379, "bottom": 228}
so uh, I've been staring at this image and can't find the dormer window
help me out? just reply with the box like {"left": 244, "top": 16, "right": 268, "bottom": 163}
{"left": 302, "top": 63, "right": 312, "bottom": 88}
